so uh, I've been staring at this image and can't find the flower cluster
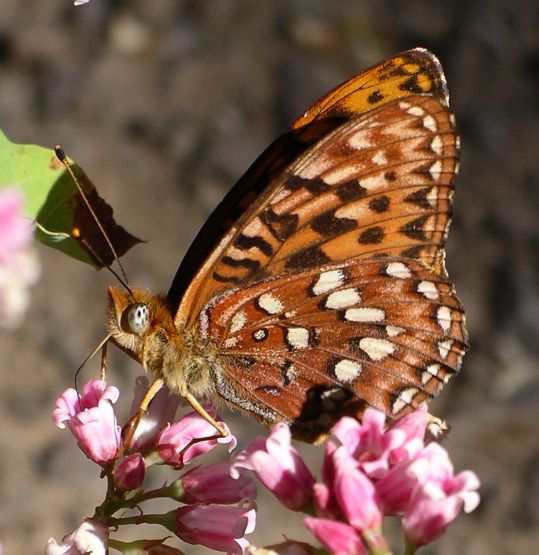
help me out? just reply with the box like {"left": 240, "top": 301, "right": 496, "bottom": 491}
{"left": 48, "top": 376, "right": 479, "bottom": 555}
{"left": 0, "top": 188, "right": 40, "bottom": 329}
{"left": 48, "top": 377, "right": 256, "bottom": 554}
{"left": 233, "top": 406, "right": 480, "bottom": 555}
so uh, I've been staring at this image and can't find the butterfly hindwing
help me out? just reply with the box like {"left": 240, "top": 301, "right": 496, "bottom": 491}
{"left": 199, "top": 257, "right": 467, "bottom": 440}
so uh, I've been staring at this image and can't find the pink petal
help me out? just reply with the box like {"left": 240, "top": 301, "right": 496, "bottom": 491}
{"left": 332, "top": 447, "right": 382, "bottom": 530}
{"left": 113, "top": 453, "right": 146, "bottom": 491}
{"left": 180, "top": 461, "right": 256, "bottom": 504}
{"left": 46, "top": 519, "right": 108, "bottom": 555}
{"left": 157, "top": 407, "right": 235, "bottom": 466}
{"left": 175, "top": 503, "right": 256, "bottom": 554}
{"left": 304, "top": 517, "right": 366, "bottom": 555}
{"left": 231, "top": 423, "right": 314, "bottom": 510}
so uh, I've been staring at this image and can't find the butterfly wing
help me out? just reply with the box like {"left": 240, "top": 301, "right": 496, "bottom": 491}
{"left": 167, "top": 49, "right": 466, "bottom": 436}
{"left": 167, "top": 48, "right": 450, "bottom": 314}
{"left": 199, "top": 257, "right": 466, "bottom": 441}
{"left": 178, "top": 93, "right": 458, "bottom": 325}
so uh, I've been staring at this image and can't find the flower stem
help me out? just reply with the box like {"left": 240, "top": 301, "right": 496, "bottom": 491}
{"left": 108, "top": 511, "right": 176, "bottom": 532}
{"left": 403, "top": 539, "right": 419, "bottom": 555}
{"left": 362, "top": 529, "right": 394, "bottom": 555}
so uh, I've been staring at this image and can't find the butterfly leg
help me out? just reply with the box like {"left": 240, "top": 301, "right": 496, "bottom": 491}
{"left": 184, "top": 391, "right": 228, "bottom": 437}
{"left": 122, "top": 377, "right": 165, "bottom": 450}
{"left": 172, "top": 392, "right": 228, "bottom": 467}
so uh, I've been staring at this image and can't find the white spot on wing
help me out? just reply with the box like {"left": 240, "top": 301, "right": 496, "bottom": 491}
{"left": 392, "top": 387, "right": 419, "bottom": 414}
{"left": 360, "top": 174, "right": 387, "bottom": 190}
{"left": 422, "top": 363, "right": 441, "bottom": 385}
{"left": 423, "top": 115, "right": 437, "bottom": 132}
{"left": 224, "top": 337, "right": 239, "bottom": 348}
{"left": 385, "top": 262, "right": 412, "bottom": 279}
{"left": 324, "top": 164, "right": 361, "bottom": 185}
{"left": 407, "top": 105, "right": 425, "bottom": 117}
{"left": 334, "top": 359, "right": 362, "bottom": 383}
{"left": 372, "top": 150, "right": 388, "bottom": 166}
{"left": 438, "top": 339, "right": 453, "bottom": 359}
{"left": 436, "top": 306, "right": 452, "bottom": 332}
{"left": 253, "top": 329, "right": 267, "bottom": 341}
{"left": 429, "top": 160, "right": 443, "bottom": 180}
{"left": 427, "top": 186, "right": 438, "bottom": 205}
{"left": 344, "top": 307, "right": 385, "bottom": 322}
{"left": 359, "top": 337, "right": 396, "bottom": 361}
{"left": 347, "top": 129, "right": 373, "bottom": 150}
{"left": 386, "top": 325, "right": 405, "bottom": 337}
{"left": 312, "top": 269, "right": 345, "bottom": 296}
{"left": 258, "top": 292, "right": 284, "bottom": 315}
{"left": 286, "top": 327, "right": 310, "bottom": 349}
{"left": 431, "top": 135, "right": 443, "bottom": 155}
{"left": 325, "top": 288, "right": 361, "bottom": 309}
{"left": 417, "top": 280, "right": 439, "bottom": 300}
{"left": 230, "top": 310, "right": 247, "bottom": 333}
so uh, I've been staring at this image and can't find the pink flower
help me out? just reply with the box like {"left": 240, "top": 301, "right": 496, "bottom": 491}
{"left": 0, "top": 188, "right": 39, "bottom": 329}
{"left": 180, "top": 461, "right": 256, "bottom": 504}
{"left": 46, "top": 519, "right": 108, "bottom": 555}
{"left": 156, "top": 405, "right": 235, "bottom": 466}
{"left": 304, "top": 518, "right": 366, "bottom": 555}
{"left": 53, "top": 380, "right": 121, "bottom": 464}
{"left": 402, "top": 444, "right": 480, "bottom": 546}
{"left": 113, "top": 453, "right": 145, "bottom": 491}
{"left": 313, "top": 441, "right": 341, "bottom": 518}
{"left": 231, "top": 423, "right": 315, "bottom": 511}
{"left": 376, "top": 441, "right": 470, "bottom": 515}
{"left": 174, "top": 502, "right": 256, "bottom": 554}
{"left": 390, "top": 404, "right": 429, "bottom": 442}
{"left": 331, "top": 446, "right": 382, "bottom": 531}
{"left": 0, "top": 189, "right": 31, "bottom": 256}
{"left": 331, "top": 409, "right": 406, "bottom": 479}
{"left": 128, "top": 376, "right": 181, "bottom": 451}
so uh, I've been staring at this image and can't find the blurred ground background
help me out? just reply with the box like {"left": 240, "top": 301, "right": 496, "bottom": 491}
{"left": 0, "top": 1, "right": 538, "bottom": 553}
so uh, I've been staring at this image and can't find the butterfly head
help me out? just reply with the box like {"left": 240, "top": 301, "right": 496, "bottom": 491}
{"left": 106, "top": 286, "right": 176, "bottom": 366}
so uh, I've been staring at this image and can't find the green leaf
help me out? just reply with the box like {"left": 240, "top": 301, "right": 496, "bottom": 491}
{"left": 0, "top": 130, "right": 141, "bottom": 267}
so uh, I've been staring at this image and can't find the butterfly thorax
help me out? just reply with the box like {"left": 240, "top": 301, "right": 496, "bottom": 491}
{"left": 106, "top": 286, "right": 215, "bottom": 398}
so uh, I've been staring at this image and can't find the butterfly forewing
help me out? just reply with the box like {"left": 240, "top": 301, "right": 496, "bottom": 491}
{"left": 181, "top": 94, "right": 458, "bottom": 323}
{"left": 290, "top": 47, "right": 448, "bottom": 133}
{"left": 169, "top": 49, "right": 451, "bottom": 317}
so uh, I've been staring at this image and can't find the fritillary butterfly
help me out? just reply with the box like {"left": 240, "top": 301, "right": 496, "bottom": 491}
{"left": 107, "top": 48, "right": 468, "bottom": 442}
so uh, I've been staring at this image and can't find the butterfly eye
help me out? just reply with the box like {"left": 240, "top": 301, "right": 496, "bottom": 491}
{"left": 122, "top": 303, "right": 150, "bottom": 335}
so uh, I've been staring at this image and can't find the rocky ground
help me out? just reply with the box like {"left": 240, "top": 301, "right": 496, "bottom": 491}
{"left": 0, "top": 1, "right": 537, "bottom": 553}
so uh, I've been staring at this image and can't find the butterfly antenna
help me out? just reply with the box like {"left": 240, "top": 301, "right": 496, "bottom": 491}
{"left": 54, "top": 145, "right": 132, "bottom": 295}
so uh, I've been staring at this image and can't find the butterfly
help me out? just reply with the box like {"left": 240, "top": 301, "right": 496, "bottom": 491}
{"left": 106, "top": 48, "right": 468, "bottom": 443}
